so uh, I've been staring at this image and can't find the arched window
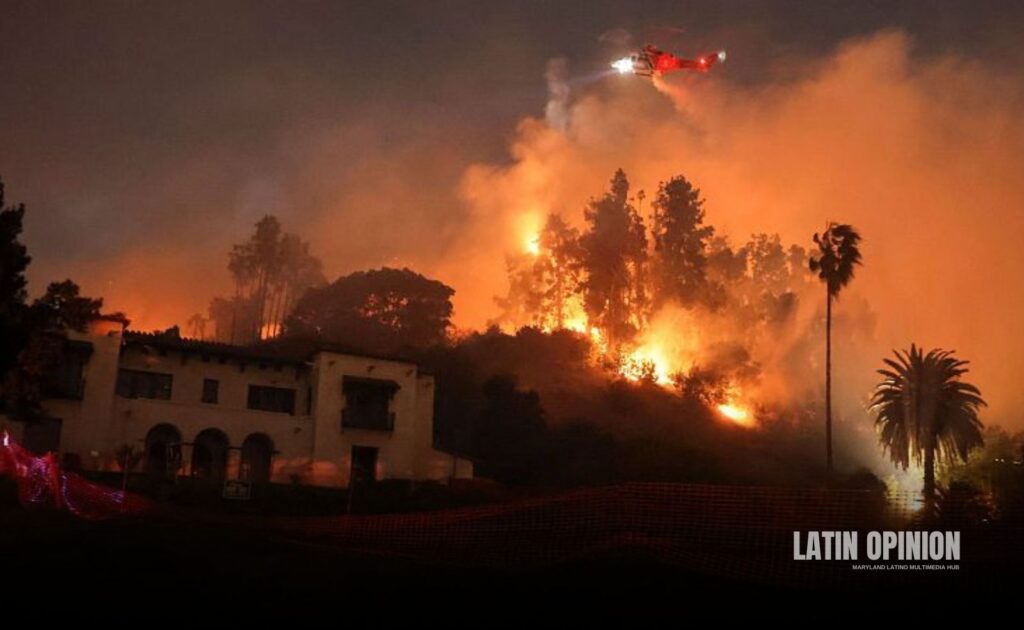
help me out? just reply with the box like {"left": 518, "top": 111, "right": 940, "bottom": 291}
{"left": 191, "top": 428, "right": 229, "bottom": 481}
{"left": 240, "top": 433, "right": 274, "bottom": 483}
{"left": 144, "top": 424, "right": 182, "bottom": 479}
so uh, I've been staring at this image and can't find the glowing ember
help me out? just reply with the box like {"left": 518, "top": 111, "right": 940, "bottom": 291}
{"left": 611, "top": 57, "right": 634, "bottom": 74}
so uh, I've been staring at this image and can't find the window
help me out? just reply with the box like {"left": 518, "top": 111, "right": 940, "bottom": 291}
{"left": 247, "top": 385, "right": 296, "bottom": 414}
{"left": 201, "top": 378, "right": 219, "bottom": 404}
{"left": 44, "top": 344, "right": 89, "bottom": 399}
{"left": 342, "top": 377, "right": 398, "bottom": 431}
{"left": 116, "top": 369, "right": 172, "bottom": 400}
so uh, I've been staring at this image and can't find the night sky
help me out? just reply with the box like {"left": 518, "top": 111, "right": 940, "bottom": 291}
{"left": 2, "top": 1, "right": 1020, "bottom": 293}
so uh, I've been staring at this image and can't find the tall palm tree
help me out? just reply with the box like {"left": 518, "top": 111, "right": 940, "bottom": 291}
{"left": 809, "top": 222, "right": 862, "bottom": 473}
{"left": 870, "top": 345, "right": 985, "bottom": 502}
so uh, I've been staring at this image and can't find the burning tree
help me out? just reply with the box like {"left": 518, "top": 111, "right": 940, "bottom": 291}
{"left": 495, "top": 252, "right": 543, "bottom": 331}
{"left": 496, "top": 213, "right": 584, "bottom": 331}
{"left": 488, "top": 168, "right": 844, "bottom": 431}
{"left": 535, "top": 214, "right": 585, "bottom": 330}
{"left": 210, "top": 215, "right": 325, "bottom": 344}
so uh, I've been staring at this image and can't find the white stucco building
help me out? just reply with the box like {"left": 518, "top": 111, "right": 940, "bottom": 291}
{"left": 2, "top": 319, "right": 473, "bottom": 488}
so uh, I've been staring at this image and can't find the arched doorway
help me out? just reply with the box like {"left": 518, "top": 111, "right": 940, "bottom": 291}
{"left": 240, "top": 433, "right": 274, "bottom": 483}
{"left": 145, "top": 424, "right": 182, "bottom": 479}
{"left": 191, "top": 428, "right": 229, "bottom": 481}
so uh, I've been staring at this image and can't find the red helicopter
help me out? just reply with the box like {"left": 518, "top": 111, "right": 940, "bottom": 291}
{"left": 611, "top": 44, "right": 726, "bottom": 78}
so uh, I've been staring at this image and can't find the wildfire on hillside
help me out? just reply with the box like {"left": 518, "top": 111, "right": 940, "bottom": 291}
{"left": 514, "top": 226, "right": 760, "bottom": 428}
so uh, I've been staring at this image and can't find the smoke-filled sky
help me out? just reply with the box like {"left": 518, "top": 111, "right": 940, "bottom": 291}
{"left": 3, "top": 1, "right": 1024, "bottom": 428}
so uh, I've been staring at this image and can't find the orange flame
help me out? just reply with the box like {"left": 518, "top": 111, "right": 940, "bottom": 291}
{"left": 716, "top": 402, "right": 753, "bottom": 427}
{"left": 716, "top": 383, "right": 756, "bottom": 428}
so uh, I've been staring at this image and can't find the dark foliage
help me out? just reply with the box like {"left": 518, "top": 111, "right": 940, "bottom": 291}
{"left": 0, "top": 179, "right": 31, "bottom": 374}
{"left": 30, "top": 279, "right": 105, "bottom": 332}
{"left": 580, "top": 169, "right": 648, "bottom": 348}
{"left": 3, "top": 280, "right": 107, "bottom": 416}
{"left": 651, "top": 174, "right": 715, "bottom": 307}
{"left": 472, "top": 375, "right": 548, "bottom": 484}
{"left": 286, "top": 267, "right": 454, "bottom": 355}
{"left": 871, "top": 345, "right": 985, "bottom": 501}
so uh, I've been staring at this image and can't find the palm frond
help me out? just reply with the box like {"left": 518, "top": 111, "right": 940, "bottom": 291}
{"left": 809, "top": 222, "right": 863, "bottom": 298}
{"left": 869, "top": 345, "right": 985, "bottom": 471}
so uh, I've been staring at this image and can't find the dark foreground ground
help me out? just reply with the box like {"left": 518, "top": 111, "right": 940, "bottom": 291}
{"left": 0, "top": 511, "right": 757, "bottom": 623}
{"left": 2, "top": 502, "right": 1021, "bottom": 623}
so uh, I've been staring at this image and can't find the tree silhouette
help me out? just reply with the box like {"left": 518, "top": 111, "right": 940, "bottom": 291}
{"left": 650, "top": 175, "right": 714, "bottom": 307}
{"left": 535, "top": 214, "right": 584, "bottom": 330}
{"left": 809, "top": 222, "right": 862, "bottom": 473}
{"left": 474, "top": 374, "right": 547, "bottom": 484}
{"left": 4, "top": 280, "right": 108, "bottom": 416}
{"left": 31, "top": 279, "right": 104, "bottom": 332}
{"left": 580, "top": 170, "right": 647, "bottom": 348}
{"left": 285, "top": 267, "right": 454, "bottom": 354}
{"left": 216, "top": 215, "right": 324, "bottom": 343}
{"left": 0, "top": 179, "right": 31, "bottom": 374}
{"left": 496, "top": 251, "right": 544, "bottom": 330}
{"left": 746, "top": 233, "right": 789, "bottom": 297}
{"left": 497, "top": 213, "right": 584, "bottom": 330}
{"left": 208, "top": 295, "right": 258, "bottom": 344}
{"left": 870, "top": 345, "right": 985, "bottom": 503}
{"left": 704, "top": 235, "right": 747, "bottom": 309}
{"left": 186, "top": 313, "right": 208, "bottom": 340}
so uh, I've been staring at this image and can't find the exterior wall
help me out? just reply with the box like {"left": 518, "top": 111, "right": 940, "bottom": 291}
{"left": 43, "top": 320, "right": 124, "bottom": 466}
{"left": 452, "top": 457, "right": 474, "bottom": 479}
{"left": 29, "top": 325, "right": 471, "bottom": 488}
{"left": 309, "top": 352, "right": 427, "bottom": 487}
{"left": 112, "top": 346, "right": 315, "bottom": 482}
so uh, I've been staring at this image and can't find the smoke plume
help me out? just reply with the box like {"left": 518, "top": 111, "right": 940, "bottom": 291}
{"left": 436, "top": 30, "right": 1024, "bottom": 439}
